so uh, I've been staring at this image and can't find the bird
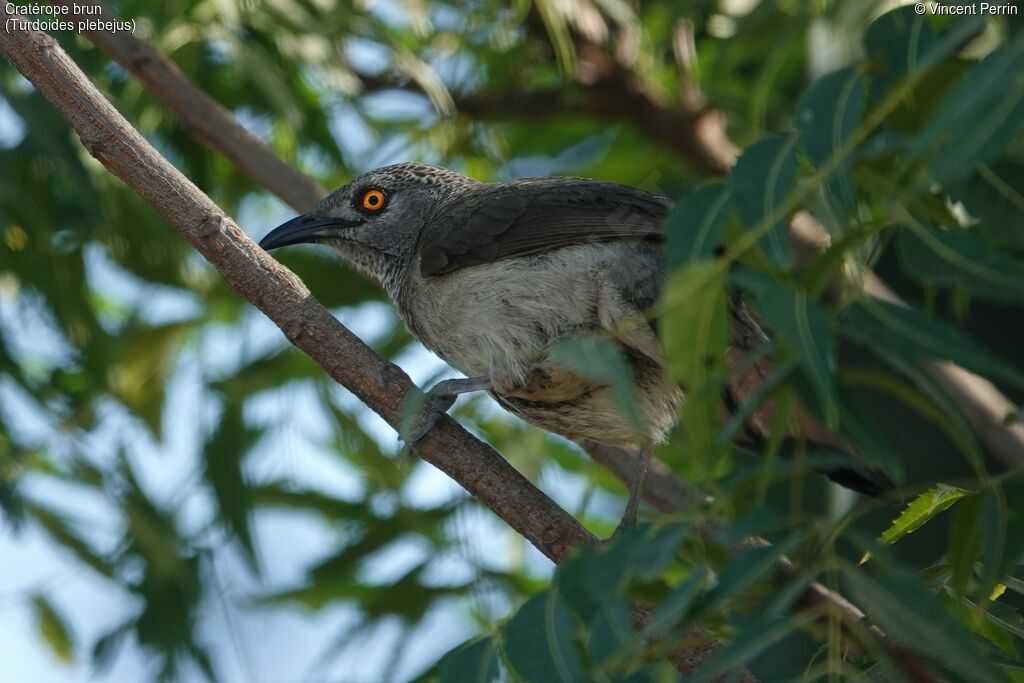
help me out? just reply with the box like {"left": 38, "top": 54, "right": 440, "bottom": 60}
{"left": 259, "top": 162, "right": 892, "bottom": 526}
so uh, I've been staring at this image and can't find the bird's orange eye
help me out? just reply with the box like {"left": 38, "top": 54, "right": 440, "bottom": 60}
{"left": 361, "top": 188, "right": 386, "bottom": 212}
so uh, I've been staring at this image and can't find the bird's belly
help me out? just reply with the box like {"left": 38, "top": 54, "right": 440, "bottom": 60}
{"left": 399, "top": 245, "right": 679, "bottom": 446}
{"left": 407, "top": 249, "right": 605, "bottom": 381}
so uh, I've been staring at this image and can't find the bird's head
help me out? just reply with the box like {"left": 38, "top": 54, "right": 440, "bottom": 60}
{"left": 259, "top": 162, "right": 477, "bottom": 288}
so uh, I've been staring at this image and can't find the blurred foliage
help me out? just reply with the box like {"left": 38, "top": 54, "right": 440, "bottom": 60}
{"left": 2, "top": 0, "right": 1024, "bottom": 681}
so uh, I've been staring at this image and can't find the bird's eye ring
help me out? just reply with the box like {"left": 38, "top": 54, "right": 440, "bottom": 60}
{"left": 360, "top": 188, "right": 386, "bottom": 212}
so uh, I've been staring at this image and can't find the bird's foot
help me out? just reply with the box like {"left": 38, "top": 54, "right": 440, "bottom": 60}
{"left": 400, "top": 376, "right": 492, "bottom": 444}
{"left": 612, "top": 444, "right": 653, "bottom": 537}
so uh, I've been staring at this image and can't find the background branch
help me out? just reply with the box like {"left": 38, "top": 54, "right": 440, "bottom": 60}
{"left": 50, "top": 0, "right": 325, "bottom": 212}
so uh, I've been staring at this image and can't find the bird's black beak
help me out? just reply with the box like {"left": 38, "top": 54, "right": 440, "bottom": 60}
{"left": 259, "top": 214, "right": 359, "bottom": 251}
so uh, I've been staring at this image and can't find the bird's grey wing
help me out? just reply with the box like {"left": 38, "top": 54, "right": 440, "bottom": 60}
{"left": 418, "top": 178, "right": 669, "bottom": 277}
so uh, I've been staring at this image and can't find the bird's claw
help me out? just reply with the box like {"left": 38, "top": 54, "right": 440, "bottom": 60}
{"left": 399, "top": 376, "right": 492, "bottom": 444}
{"left": 403, "top": 391, "right": 457, "bottom": 444}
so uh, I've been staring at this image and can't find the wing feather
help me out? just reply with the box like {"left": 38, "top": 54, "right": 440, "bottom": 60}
{"left": 419, "top": 178, "right": 669, "bottom": 277}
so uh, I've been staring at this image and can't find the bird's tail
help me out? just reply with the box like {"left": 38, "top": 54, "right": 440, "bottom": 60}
{"left": 726, "top": 299, "right": 896, "bottom": 498}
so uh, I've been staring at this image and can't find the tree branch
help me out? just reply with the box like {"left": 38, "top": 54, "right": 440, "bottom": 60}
{"left": 0, "top": 10, "right": 754, "bottom": 679}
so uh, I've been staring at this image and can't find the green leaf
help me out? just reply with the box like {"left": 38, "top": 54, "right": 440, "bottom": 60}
{"left": 865, "top": 5, "right": 984, "bottom": 100}
{"left": 587, "top": 597, "right": 637, "bottom": 668}
{"left": 880, "top": 484, "right": 970, "bottom": 545}
{"left": 203, "top": 401, "right": 261, "bottom": 570}
{"left": 558, "top": 525, "right": 686, "bottom": 624}
{"left": 733, "top": 271, "right": 838, "bottom": 428}
{"left": 502, "top": 591, "right": 584, "bottom": 683}
{"left": 694, "top": 537, "right": 801, "bottom": 618}
{"left": 440, "top": 637, "right": 500, "bottom": 683}
{"left": 25, "top": 503, "right": 114, "bottom": 579}
{"left": 661, "top": 263, "right": 729, "bottom": 385}
{"left": 631, "top": 523, "right": 689, "bottom": 582}
{"left": 660, "top": 263, "right": 729, "bottom": 460}
{"left": 797, "top": 67, "right": 864, "bottom": 169}
{"left": 762, "top": 289, "right": 837, "bottom": 427}
{"left": 896, "top": 223, "right": 1024, "bottom": 303}
{"left": 91, "top": 621, "right": 132, "bottom": 674}
{"left": 797, "top": 67, "right": 864, "bottom": 230}
{"left": 549, "top": 335, "right": 642, "bottom": 436}
{"left": 842, "top": 567, "right": 1008, "bottom": 683}
{"left": 732, "top": 136, "right": 798, "bottom": 267}
{"left": 950, "top": 493, "right": 983, "bottom": 596}
{"left": 836, "top": 387, "right": 905, "bottom": 483}
{"left": 981, "top": 475, "right": 1024, "bottom": 594}
{"left": 908, "top": 34, "right": 1024, "bottom": 185}
{"left": 688, "top": 613, "right": 804, "bottom": 683}
{"left": 32, "top": 594, "right": 74, "bottom": 663}
{"left": 983, "top": 601, "right": 1024, "bottom": 641}
{"left": 664, "top": 183, "right": 732, "bottom": 269}
{"left": 557, "top": 546, "right": 623, "bottom": 625}
{"left": 844, "top": 299, "right": 1024, "bottom": 387}
{"left": 860, "top": 348, "right": 982, "bottom": 465}
{"left": 864, "top": 6, "right": 936, "bottom": 89}
{"left": 949, "top": 160, "right": 1024, "bottom": 251}
{"left": 109, "top": 321, "right": 191, "bottom": 440}
{"left": 640, "top": 568, "right": 708, "bottom": 640}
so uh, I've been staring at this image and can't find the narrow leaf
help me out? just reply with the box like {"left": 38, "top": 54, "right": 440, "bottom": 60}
{"left": 640, "top": 568, "right": 708, "bottom": 640}
{"left": 664, "top": 183, "right": 732, "bottom": 269}
{"left": 909, "top": 34, "right": 1024, "bottom": 185}
{"left": 732, "top": 136, "right": 798, "bottom": 266}
{"left": 842, "top": 568, "right": 1007, "bottom": 683}
{"left": 797, "top": 67, "right": 864, "bottom": 229}
{"left": 797, "top": 67, "right": 864, "bottom": 168}
{"left": 32, "top": 595, "right": 74, "bottom": 663}
{"left": 844, "top": 298, "right": 1024, "bottom": 386}
{"left": 981, "top": 475, "right": 1024, "bottom": 594}
{"left": 880, "top": 484, "right": 969, "bottom": 545}
{"left": 949, "top": 160, "right": 1024, "bottom": 250}
{"left": 734, "top": 271, "right": 838, "bottom": 428}
{"left": 203, "top": 402, "right": 261, "bottom": 570}
{"left": 440, "top": 637, "right": 500, "bottom": 683}
{"left": 587, "top": 598, "right": 637, "bottom": 667}
{"left": 695, "top": 537, "right": 801, "bottom": 617}
{"left": 950, "top": 493, "right": 983, "bottom": 596}
{"left": 896, "top": 224, "right": 1024, "bottom": 303}
{"left": 688, "top": 613, "right": 806, "bottom": 683}
{"left": 660, "top": 262, "right": 729, "bottom": 460}
{"left": 549, "top": 335, "right": 642, "bottom": 436}
{"left": 502, "top": 592, "right": 584, "bottom": 683}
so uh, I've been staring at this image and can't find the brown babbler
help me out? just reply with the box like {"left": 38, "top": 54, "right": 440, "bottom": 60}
{"left": 260, "top": 163, "right": 891, "bottom": 527}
